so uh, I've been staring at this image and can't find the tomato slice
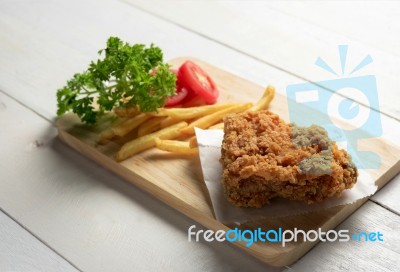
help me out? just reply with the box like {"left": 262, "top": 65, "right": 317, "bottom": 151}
{"left": 164, "top": 68, "right": 187, "bottom": 107}
{"left": 178, "top": 61, "right": 219, "bottom": 104}
{"left": 165, "top": 87, "right": 188, "bottom": 107}
{"left": 181, "top": 95, "right": 207, "bottom": 107}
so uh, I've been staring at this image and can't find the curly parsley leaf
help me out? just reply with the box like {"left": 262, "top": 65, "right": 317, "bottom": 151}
{"left": 56, "top": 37, "right": 176, "bottom": 124}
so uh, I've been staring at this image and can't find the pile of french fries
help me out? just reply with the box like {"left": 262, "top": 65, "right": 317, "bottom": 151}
{"left": 99, "top": 86, "right": 275, "bottom": 161}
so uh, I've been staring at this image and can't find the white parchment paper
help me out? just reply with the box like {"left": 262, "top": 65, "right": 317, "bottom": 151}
{"left": 195, "top": 128, "right": 377, "bottom": 224}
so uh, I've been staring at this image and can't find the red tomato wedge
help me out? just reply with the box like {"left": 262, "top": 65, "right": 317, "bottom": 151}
{"left": 178, "top": 61, "right": 219, "bottom": 104}
{"left": 164, "top": 69, "right": 188, "bottom": 107}
{"left": 181, "top": 95, "right": 207, "bottom": 107}
{"left": 165, "top": 87, "right": 188, "bottom": 107}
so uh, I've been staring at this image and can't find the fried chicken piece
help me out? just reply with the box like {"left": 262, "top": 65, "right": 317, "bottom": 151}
{"left": 220, "top": 110, "right": 358, "bottom": 208}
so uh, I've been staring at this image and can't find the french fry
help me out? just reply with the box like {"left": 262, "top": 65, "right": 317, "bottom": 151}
{"left": 250, "top": 85, "right": 275, "bottom": 111}
{"left": 188, "top": 136, "right": 198, "bottom": 148}
{"left": 209, "top": 122, "right": 224, "bottom": 130}
{"left": 155, "top": 103, "right": 241, "bottom": 119}
{"left": 160, "top": 116, "right": 184, "bottom": 128}
{"left": 113, "top": 107, "right": 140, "bottom": 118}
{"left": 155, "top": 138, "right": 199, "bottom": 155}
{"left": 179, "top": 103, "right": 253, "bottom": 136}
{"left": 115, "top": 121, "right": 188, "bottom": 161}
{"left": 137, "top": 116, "right": 167, "bottom": 137}
{"left": 99, "top": 117, "right": 127, "bottom": 143}
{"left": 113, "top": 113, "right": 152, "bottom": 137}
{"left": 99, "top": 128, "right": 116, "bottom": 143}
{"left": 104, "top": 83, "right": 276, "bottom": 159}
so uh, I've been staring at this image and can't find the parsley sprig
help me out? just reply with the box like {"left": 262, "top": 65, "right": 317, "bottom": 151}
{"left": 56, "top": 37, "right": 176, "bottom": 124}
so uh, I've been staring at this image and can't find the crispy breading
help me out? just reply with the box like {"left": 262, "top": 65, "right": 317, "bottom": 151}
{"left": 220, "top": 110, "right": 358, "bottom": 208}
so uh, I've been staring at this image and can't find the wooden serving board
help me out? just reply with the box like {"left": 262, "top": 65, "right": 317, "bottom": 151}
{"left": 56, "top": 57, "right": 400, "bottom": 267}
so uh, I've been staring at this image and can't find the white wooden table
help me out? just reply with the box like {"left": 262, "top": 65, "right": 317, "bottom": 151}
{"left": 1, "top": 1, "right": 399, "bottom": 271}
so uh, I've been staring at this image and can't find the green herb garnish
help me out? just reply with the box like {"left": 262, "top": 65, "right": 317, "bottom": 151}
{"left": 56, "top": 37, "right": 176, "bottom": 124}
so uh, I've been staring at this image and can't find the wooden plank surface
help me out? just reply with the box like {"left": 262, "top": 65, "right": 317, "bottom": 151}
{"left": 0, "top": 0, "right": 399, "bottom": 270}
{"left": 0, "top": 91, "right": 276, "bottom": 271}
{"left": 372, "top": 174, "right": 400, "bottom": 215}
{"left": 0, "top": 210, "right": 78, "bottom": 272}
{"left": 286, "top": 201, "right": 400, "bottom": 271}
{"left": 128, "top": 0, "right": 400, "bottom": 121}
{"left": 0, "top": 0, "right": 398, "bottom": 147}
{"left": 265, "top": 1, "right": 400, "bottom": 58}
{"left": 120, "top": 0, "right": 400, "bottom": 232}
{"left": 57, "top": 57, "right": 400, "bottom": 266}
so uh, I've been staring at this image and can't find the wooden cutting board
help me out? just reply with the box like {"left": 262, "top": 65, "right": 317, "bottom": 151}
{"left": 56, "top": 57, "right": 400, "bottom": 267}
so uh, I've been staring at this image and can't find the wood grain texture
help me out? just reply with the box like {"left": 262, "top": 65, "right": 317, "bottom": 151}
{"left": 57, "top": 57, "right": 400, "bottom": 267}
{"left": 265, "top": 1, "right": 400, "bottom": 58}
{"left": 372, "top": 173, "right": 400, "bottom": 215}
{"left": 0, "top": 211, "right": 78, "bottom": 272}
{"left": 0, "top": 0, "right": 399, "bottom": 270}
{"left": 122, "top": 0, "right": 400, "bottom": 225}
{"left": 0, "top": 91, "right": 276, "bottom": 271}
{"left": 286, "top": 201, "right": 400, "bottom": 272}
{"left": 0, "top": 0, "right": 398, "bottom": 150}
{"left": 127, "top": 0, "right": 400, "bottom": 121}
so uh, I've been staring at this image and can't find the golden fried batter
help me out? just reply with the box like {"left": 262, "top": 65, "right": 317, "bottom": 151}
{"left": 220, "top": 110, "right": 358, "bottom": 208}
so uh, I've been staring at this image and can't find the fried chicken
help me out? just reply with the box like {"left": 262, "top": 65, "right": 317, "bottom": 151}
{"left": 220, "top": 110, "right": 358, "bottom": 208}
